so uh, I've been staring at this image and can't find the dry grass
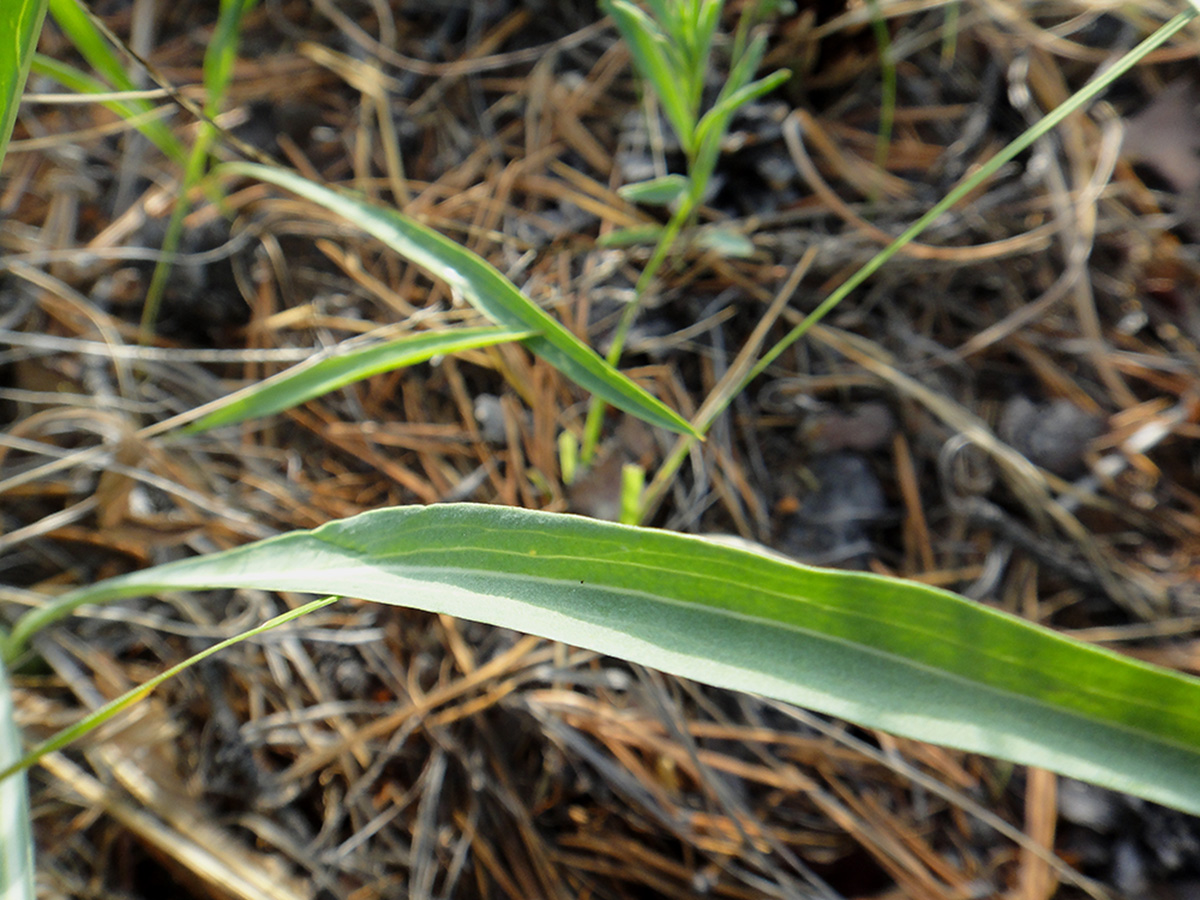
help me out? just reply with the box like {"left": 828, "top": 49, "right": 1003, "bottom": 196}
{"left": 3, "top": 1, "right": 1200, "bottom": 897}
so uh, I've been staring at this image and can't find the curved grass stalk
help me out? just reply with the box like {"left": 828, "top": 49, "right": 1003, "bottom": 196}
{"left": 638, "top": 5, "right": 1199, "bottom": 518}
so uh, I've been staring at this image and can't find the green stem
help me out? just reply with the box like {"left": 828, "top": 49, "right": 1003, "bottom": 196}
{"left": 638, "top": 6, "right": 1196, "bottom": 519}
{"left": 866, "top": 0, "right": 895, "bottom": 206}
{"left": 579, "top": 197, "right": 695, "bottom": 463}
{"left": 746, "top": 7, "right": 1195, "bottom": 387}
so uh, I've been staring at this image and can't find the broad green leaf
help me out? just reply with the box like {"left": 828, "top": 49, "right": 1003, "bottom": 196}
{"left": 186, "top": 326, "right": 532, "bottom": 433}
{"left": 9, "top": 503, "right": 1200, "bottom": 817}
{"left": 221, "top": 162, "right": 699, "bottom": 438}
{"left": 618, "top": 174, "right": 690, "bottom": 206}
{"left": 0, "top": 0, "right": 48, "bottom": 171}
{"left": 0, "top": 656, "right": 34, "bottom": 900}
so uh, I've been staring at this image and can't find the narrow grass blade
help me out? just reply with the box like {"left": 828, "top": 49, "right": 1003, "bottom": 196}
{"left": 45, "top": 0, "right": 184, "bottom": 165}
{"left": 139, "top": 0, "right": 257, "bottom": 339}
{"left": 9, "top": 504, "right": 1200, "bottom": 817}
{"left": 0, "top": 0, "right": 48, "bottom": 169}
{"left": 29, "top": 55, "right": 183, "bottom": 161}
{"left": 0, "top": 596, "right": 337, "bottom": 783}
{"left": 221, "top": 162, "right": 700, "bottom": 437}
{"left": 47, "top": 0, "right": 133, "bottom": 93}
{"left": 596, "top": 224, "right": 667, "bottom": 247}
{"left": 0, "top": 657, "right": 34, "bottom": 900}
{"left": 186, "top": 326, "right": 532, "bottom": 433}
{"left": 749, "top": 7, "right": 1197, "bottom": 383}
{"left": 2, "top": 8, "right": 58, "bottom": 892}
{"left": 692, "top": 67, "right": 789, "bottom": 183}
{"left": 204, "top": 0, "right": 260, "bottom": 115}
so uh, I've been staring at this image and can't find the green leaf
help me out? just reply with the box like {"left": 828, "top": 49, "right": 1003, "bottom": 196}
{"left": 602, "top": 0, "right": 697, "bottom": 154}
{"left": 617, "top": 174, "right": 690, "bottom": 206}
{"left": 1, "top": 7, "right": 58, "bottom": 893}
{"left": 40, "top": 0, "right": 188, "bottom": 164}
{"left": 186, "top": 326, "right": 533, "bottom": 433}
{"left": 204, "top": 0, "right": 259, "bottom": 116}
{"left": 691, "top": 67, "right": 790, "bottom": 196}
{"left": 692, "top": 225, "right": 755, "bottom": 258}
{"left": 46, "top": 0, "right": 127, "bottom": 85}
{"left": 0, "top": 656, "right": 34, "bottom": 900}
{"left": 596, "top": 224, "right": 666, "bottom": 248}
{"left": 682, "top": 0, "right": 723, "bottom": 111}
{"left": 29, "top": 55, "right": 183, "bottom": 162}
{"left": 221, "top": 162, "right": 699, "bottom": 438}
{"left": 719, "top": 26, "right": 771, "bottom": 100}
{"left": 0, "top": 596, "right": 337, "bottom": 783}
{"left": 0, "top": 0, "right": 48, "bottom": 170}
{"left": 10, "top": 503, "right": 1200, "bottom": 818}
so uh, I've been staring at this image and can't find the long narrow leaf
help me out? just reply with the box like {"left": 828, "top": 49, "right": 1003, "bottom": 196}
{"left": 204, "top": 0, "right": 259, "bottom": 116}
{"left": 0, "top": 656, "right": 34, "bottom": 900}
{"left": 47, "top": 0, "right": 138, "bottom": 97}
{"left": 186, "top": 326, "right": 532, "bottom": 432}
{"left": 1, "top": 6, "right": 56, "bottom": 893}
{"left": 29, "top": 55, "right": 183, "bottom": 161}
{"left": 140, "top": 0, "right": 256, "bottom": 338}
{"left": 0, "top": 0, "right": 48, "bottom": 169}
{"left": 8, "top": 503, "right": 1200, "bottom": 817}
{"left": 0, "top": 596, "right": 337, "bottom": 783}
{"left": 690, "top": 68, "right": 789, "bottom": 196}
{"left": 221, "top": 162, "right": 699, "bottom": 438}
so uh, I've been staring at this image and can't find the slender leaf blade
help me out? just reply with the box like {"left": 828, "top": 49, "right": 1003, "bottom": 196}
{"left": 221, "top": 162, "right": 699, "bottom": 437}
{"left": 597, "top": 224, "right": 666, "bottom": 247}
{"left": 47, "top": 0, "right": 135, "bottom": 93}
{"left": 29, "top": 55, "right": 183, "bottom": 161}
{"left": 1, "top": 6, "right": 53, "bottom": 893}
{"left": 0, "top": 0, "right": 48, "bottom": 171}
{"left": 691, "top": 67, "right": 789, "bottom": 195}
{"left": 0, "top": 596, "right": 338, "bottom": 783}
{"left": 0, "top": 656, "right": 34, "bottom": 900}
{"left": 203, "top": 0, "right": 259, "bottom": 115}
{"left": 11, "top": 503, "right": 1200, "bottom": 817}
{"left": 186, "top": 326, "right": 532, "bottom": 432}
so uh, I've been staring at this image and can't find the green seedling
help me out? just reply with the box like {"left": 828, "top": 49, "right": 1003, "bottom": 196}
{"left": 580, "top": 0, "right": 790, "bottom": 462}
